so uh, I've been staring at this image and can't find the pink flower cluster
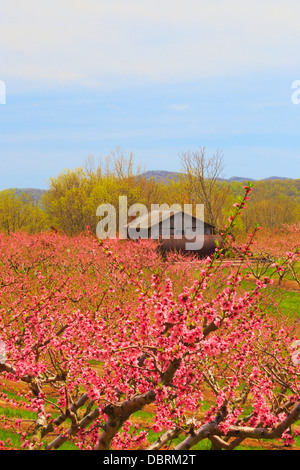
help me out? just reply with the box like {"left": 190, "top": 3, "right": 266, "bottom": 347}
{"left": 0, "top": 213, "right": 299, "bottom": 450}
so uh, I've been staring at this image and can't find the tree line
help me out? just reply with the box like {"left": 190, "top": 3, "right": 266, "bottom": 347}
{"left": 0, "top": 148, "right": 299, "bottom": 238}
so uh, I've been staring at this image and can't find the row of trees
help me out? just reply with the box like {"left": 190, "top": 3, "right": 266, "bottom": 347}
{"left": 0, "top": 195, "right": 300, "bottom": 450}
{"left": 0, "top": 189, "right": 48, "bottom": 235}
{"left": 0, "top": 147, "right": 299, "bottom": 237}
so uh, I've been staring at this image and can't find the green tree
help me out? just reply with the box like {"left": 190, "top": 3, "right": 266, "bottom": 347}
{"left": 41, "top": 149, "right": 156, "bottom": 236}
{"left": 0, "top": 189, "right": 48, "bottom": 234}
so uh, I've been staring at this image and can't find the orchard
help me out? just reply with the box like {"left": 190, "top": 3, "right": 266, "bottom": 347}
{"left": 0, "top": 189, "right": 299, "bottom": 451}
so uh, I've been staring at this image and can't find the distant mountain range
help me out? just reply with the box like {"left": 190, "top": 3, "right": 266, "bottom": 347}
{"left": 5, "top": 173, "right": 295, "bottom": 202}
{"left": 12, "top": 188, "right": 47, "bottom": 203}
{"left": 142, "top": 170, "right": 292, "bottom": 183}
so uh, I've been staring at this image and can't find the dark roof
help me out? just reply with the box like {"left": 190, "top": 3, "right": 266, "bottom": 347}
{"left": 123, "top": 210, "right": 214, "bottom": 230}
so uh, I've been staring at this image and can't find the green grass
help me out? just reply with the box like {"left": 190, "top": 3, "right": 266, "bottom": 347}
{"left": 132, "top": 410, "right": 153, "bottom": 422}
{"left": 0, "top": 389, "right": 27, "bottom": 402}
{"left": 240, "top": 279, "right": 299, "bottom": 320}
{"left": 0, "top": 428, "right": 22, "bottom": 448}
{"left": 56, "top": 440, "right": 79, "bottom": 450}
{"left": 276, "top": 289, "right": 299, "bottom": 320}
{"left": 0, "top": 406, "right": 36, "bottom": 420}
{"left": 0, "top": 425, "right": 79, "bottom": 450}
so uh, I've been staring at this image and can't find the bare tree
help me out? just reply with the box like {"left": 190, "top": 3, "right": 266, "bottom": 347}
{"left": 180, "top": 147, "right": 230, "bottom": 230}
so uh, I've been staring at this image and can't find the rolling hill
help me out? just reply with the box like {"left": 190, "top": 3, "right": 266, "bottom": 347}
{"left": 6, "top": 173, "right": 295, "bottom": 203}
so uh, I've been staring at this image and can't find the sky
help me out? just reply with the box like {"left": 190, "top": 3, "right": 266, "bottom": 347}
{"left": 0, "top": 0, "right": 300, "bottom": 189}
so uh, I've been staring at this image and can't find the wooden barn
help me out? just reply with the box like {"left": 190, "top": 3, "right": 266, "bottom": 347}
{"left": 123, "top": 209, "right": 222, "bottom": 257}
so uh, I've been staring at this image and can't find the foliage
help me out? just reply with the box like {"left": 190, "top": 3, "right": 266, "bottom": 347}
{"left": 0, "top": 189, "right": 300, "bottom": 450}
{"left": 40, "top": 152, "right": 166, "bottom": 236}
{"left": 1, "top": 149, "right": 299, "bottom": 237}
{"left": 230, "top": 179, "right": 300, "bottom": 234}
{"left": 239, "top": 223, "right": 300, "bottom": 286}
{"left": 0, "top": 189, "right": 49, "bottom": 234}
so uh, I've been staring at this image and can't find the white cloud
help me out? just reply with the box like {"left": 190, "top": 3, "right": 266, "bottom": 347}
{"left": 1, "top": 0, "right": 300, "bottom": 90}
{"left": 168, "top": 104, "right": 192, "bottom": 111}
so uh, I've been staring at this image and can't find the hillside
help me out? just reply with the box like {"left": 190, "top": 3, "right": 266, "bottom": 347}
{"left": 12, "top": 188, "right": 47, "bottom": 203}
{"left": 6, "top": 173, "right": 297, "bottom": 203}
{"left": 142, "top": 171, "right": 292, "bottom": 184}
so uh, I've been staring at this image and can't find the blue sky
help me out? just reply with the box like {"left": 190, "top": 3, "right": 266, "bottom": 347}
{"left": 0, "top": 0, "right": 300, "bottom": 189}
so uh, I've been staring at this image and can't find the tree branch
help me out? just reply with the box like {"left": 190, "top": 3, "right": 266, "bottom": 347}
{"left": 95, "top": 390, "right": 156, "bottom": 450}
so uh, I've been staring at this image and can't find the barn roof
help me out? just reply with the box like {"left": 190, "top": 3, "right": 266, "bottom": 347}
{"left": 123, "top": 210, "right": 214, "bottom": 230}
